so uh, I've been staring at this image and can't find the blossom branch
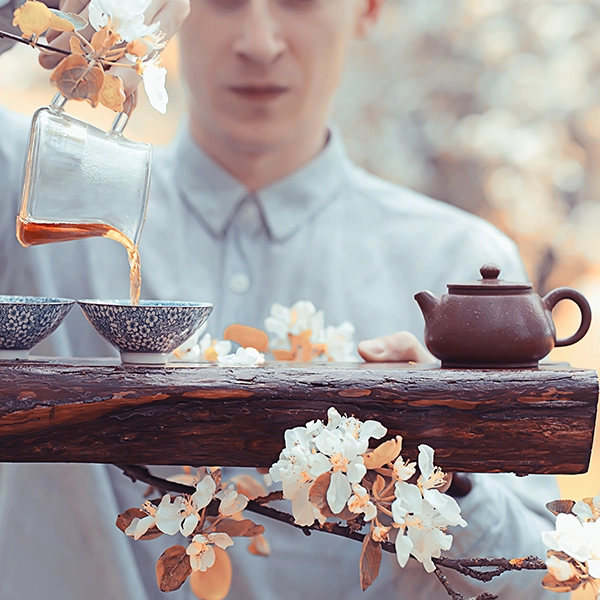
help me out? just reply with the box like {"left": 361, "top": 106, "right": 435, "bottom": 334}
{"left": 0, "top": 28, "right": 70, "bottom": 55}
{"left": 115, "top": 464, "right": 548, "bottom": 599}
{"left": 434, "top": 567, "right": 499, "bottom": 600}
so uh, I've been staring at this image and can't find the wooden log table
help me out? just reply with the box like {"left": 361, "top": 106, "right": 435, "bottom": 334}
{"left": 0, "top": 359, "right": 596, "bottom": 475}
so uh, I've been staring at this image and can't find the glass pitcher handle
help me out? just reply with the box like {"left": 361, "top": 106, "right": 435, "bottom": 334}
{"left": 49, "top": 92, "right": 131, "bottom": 136}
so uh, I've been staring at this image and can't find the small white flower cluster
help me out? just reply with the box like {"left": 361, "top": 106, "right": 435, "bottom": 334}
{"left": 88, "top": 0, "right": 169, "bottom": 113}
{"left": 171, "top": 325, "right": 233, "bottom": 362}
{"left": 392, "top": 445, "right": 467, "bottom": 573}
{"left": 543, "top": 494, "right": 600, "bottom": 583}
{"left": 125, "top": 473, "right": 248, "bottom": 572}
{"left": 269, "top": 407, "right": 466, "bottom": 573}
{"left": 270, "top": 407, "right": 386, "bottom": 525}
{"left": 265, "top": 300, "right": 357, "bottom": 362}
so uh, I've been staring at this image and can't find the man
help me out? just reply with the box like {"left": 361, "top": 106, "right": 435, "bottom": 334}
{"left": 0, "top": 0, "right": 561, "bottom": 598}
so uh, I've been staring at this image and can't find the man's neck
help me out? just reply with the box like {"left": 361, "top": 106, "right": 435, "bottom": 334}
{"left": 188, "top": 116, "right": 329, "bottom": 192}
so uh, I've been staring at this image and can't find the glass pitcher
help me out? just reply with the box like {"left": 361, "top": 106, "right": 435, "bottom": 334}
{"left": 16, "top": 93, "right": 152, "bottom": 252}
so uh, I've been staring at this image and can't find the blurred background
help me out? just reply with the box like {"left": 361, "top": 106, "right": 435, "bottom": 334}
{"left": 1, "top": 0, "right": 600, "bottom": 596}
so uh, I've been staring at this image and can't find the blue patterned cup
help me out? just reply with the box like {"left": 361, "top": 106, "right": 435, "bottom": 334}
{"left": 77, "top": 300, "right": 214, "bottom": 365}
{"left": 0, "top": 295, "right": 75, "bottom": 359}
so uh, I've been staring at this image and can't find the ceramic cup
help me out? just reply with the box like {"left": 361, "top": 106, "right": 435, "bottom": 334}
{"left": 77, "top": 300, "right": 213, "bottom": 365}
{"left": 0, "top": 295, "right": 75, "bottom": 359}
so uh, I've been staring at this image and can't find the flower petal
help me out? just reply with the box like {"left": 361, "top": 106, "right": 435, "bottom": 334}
{"left": 327, "top": 471, "right": 351, "bottom": 514}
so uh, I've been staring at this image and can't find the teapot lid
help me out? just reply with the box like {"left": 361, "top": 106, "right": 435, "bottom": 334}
{"left": 447, "top": 264, "right": 533, "bottom": 294}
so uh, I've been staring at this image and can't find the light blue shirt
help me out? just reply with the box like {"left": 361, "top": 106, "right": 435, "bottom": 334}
{"left": 0, "top": 101, "right": 561, "bottom": 599}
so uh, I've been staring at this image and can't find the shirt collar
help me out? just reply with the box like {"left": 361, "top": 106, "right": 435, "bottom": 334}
{"left": 173, "top": 122, "right": 352, "bottom": 240}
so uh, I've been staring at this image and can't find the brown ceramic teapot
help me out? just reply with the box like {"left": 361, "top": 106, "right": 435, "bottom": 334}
{"left": 414, "top": 263, "right": 592, "bottom": 368}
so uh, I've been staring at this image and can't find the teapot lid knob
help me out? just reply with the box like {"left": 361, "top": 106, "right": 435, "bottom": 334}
{"left": 480, "top": 263, "right": 501, "bottom": 281}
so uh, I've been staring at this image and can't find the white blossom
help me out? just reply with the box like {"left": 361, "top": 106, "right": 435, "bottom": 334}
{"left": 125, "top": 500, "right": 158, "bottom": 540}
{"left": 391, "top": 453, "right": 466, "bottom": 574}
{"left": 192, "top": 475, "right": 217, "bottom": 510}
{"left": 186, "top": 533, "right": 233, "bottom": 572}
{"left": 141, "top": 61, "right": 169, "bottom": 115}
{"left": 323, "top": 321, "right": 357, "bottom": 362}
{"left": 141, "top": 476, "right": 217, "bottom": 539}
{"left": 573, "top": 494, "right": 600, "bottom": 523}
{"left": 542, "top": 513, "right": 600, "bottom": 577}
{"left": 216, "top": 486, "right": 248, "bottom": 516}
{"left": 154, "top": 494, "right": 199, "bottom": 537}
{"left": 170, "top": 323, "right": 207, "bottom": 361}
{"left": 270, "top": 407, "right": 386, "bottom": 521}
{"left": 546, "top": 554, "right": 577, "bottom": 582}
{"left": 347, "top": 483, "right": 377, "bottom": 521}
{"left": 217, "top": 347, "right": 265, "bottom": 366}
{"left": 265, "top": 301, "right": 324, "bottom": 347}
{"left": 89, "top": 0, "right": 160, "bottom": 42}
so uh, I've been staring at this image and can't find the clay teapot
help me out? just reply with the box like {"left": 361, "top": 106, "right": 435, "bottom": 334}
{"left": 414, "top": 263, "right": 592, "bottom": 368}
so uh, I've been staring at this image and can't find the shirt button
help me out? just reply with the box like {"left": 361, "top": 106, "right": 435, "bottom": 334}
{"left": 229, "top": 273, "right": 250, "bottom": 294}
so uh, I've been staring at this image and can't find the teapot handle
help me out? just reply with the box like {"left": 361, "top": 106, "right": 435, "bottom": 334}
{"left": 543, "top": 288, "right": 592, "bottom": 347}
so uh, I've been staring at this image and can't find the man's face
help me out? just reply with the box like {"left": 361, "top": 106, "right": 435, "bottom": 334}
{"left": 179, "top": 0, "right": 371, "bottom": 152}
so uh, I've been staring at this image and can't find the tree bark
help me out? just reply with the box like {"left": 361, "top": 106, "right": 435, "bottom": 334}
{"left": 0, "top": 359, "right": 596, "bottom": 474}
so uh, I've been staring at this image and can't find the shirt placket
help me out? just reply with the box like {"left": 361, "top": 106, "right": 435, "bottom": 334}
{"left": 218, "top": 194, "right": 266, "bottom": 333}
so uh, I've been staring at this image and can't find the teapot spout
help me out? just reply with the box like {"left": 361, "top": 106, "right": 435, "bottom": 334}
{"left": 414, "top": 290, "right": 440, "bottom": 322}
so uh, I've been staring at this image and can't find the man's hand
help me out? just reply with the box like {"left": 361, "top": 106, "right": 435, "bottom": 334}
{"left": 358, "top": 331, "right": 436, "bottom": 364}
{"left": 38, "top": 0, "right": 190, "bottom": 97}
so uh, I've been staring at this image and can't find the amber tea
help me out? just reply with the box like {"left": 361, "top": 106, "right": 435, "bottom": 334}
{"left": 16, "top": 217, "right": 142, "bottom": 306}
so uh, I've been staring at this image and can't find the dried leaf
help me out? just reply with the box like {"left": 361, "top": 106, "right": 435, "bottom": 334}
{"left": 309, "top": 472, "right": 332, "bottom": 515}
{"left": 50, "top": 53, "right": 104, "bottom": 106}
{"left": 47, "top": 10, "right": 75, "bottom": 32}
{"left": 223, "top": 324, "right": 269, "bottom": 353}
{"left": 248, "top": 534, "right": 270, "bottom": 556}
{"left": 231, "top": 474, "right": 267, "bottom": 500}
{"left": 274, "top": 330, "right": 315, "bottom": 362}
{"left": 190, "top": 547, "right": 232, "bottom": 600}
{"left": 308, "top": 472, "right": 356, "bottom": 521}
{"left": 541, "top": 572, "right": 583, "bottom": 593}
{"left": 363, "top": 436, "right": 403, "bottom": 470}
{"left": 291, "top": 330, "right": 315, "bottom": 362}
{"left": 213, "top": 518, "right": 265, "bottom": 538}
{"left": 372, "top": 474, "right": 386, "bottom": 498}
{"left": 13, "top": 0, "right": 53, "bottom": 38}
{"left": 116, "top": 507, "right": 146, "bottom": 533}
{"left": 156, "top": 545, "right": 193, "bottom": 593}
{"left": 49, "top": 8, "right": 88, "bottom": 31}
{"left": 210, "top": 468, "right": 222, "bottom": 489}
{"left": 69, "top": 35, "right": 84, "bottom": 55}
{"left": 272, "top": 349, "right": 295, "bottom": 361}
{"left": 99, "top": 74, "right": 125, "bottom": 112}
{"left": 91, "top": 27, "right": 120, "bottom": 52}
{"left": 546, "top": 500, "right": 576, "bottom": 516}
{"left": 115, "top": 507, "right": 163, "bottom": 540}
{"left": 359, "top": 530, "right": 382, "bottom": 591}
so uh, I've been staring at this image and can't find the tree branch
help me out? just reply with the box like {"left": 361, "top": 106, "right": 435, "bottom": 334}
{"left": 0, "top": 29, "right": 70, "bottom": 56}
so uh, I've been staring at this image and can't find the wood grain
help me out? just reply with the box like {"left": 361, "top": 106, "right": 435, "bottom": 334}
{"left": 0, "top": 359, "right": 596, "bottom": 474}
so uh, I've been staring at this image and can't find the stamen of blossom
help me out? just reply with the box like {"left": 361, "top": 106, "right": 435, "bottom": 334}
{"left": 347, "top": 483, "right": 377, "bottom": 521}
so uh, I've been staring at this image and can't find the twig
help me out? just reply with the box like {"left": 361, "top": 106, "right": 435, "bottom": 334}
{"left": 0, "top": 29, "right": 70, "bottom": 56}
{"left": 434, "top": 567, "right": 466, "bottom": 600}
